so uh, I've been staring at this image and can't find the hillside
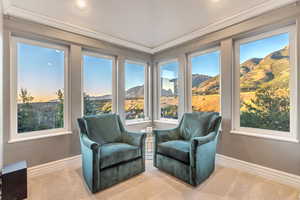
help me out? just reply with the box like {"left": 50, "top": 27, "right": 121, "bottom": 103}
{"left": 192, "top": 74, "right": 211, "bottom": 87}
{"left": 192, "top": 46, "right": 289, "bottom": 94}
{"left": 240, "top": 58, "right": 262, "bottom": 76}
{"left": 126, "top": 85, "right": 144, "bottom": 98}
{"left": 240, "top": 46, "right": 289, "bottom": 92}
{"left": 89, "top": 46, "right": 289, "bottom": 101}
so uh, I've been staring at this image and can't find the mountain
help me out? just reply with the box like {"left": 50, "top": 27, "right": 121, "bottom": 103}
{"left": 240, "top": 46, "right": 289, "bottom": 91}
{"left": 192, "top": 46, "right": 289, "bottom": 94}
{"left": 240, "top": 58, "right": 262, "bottom": 76}
{"left": 89, "top": 95, "right": 112, "bottom": 101}
{"left": 126, "top": 85, "right": 144, "bottom": 98}
{"left": 87, "top": 46, "right": 289, "bottom": 101}
{"left": 192, "top": 74, "right": 211, "bottom": 87}
{"left": 192, "top": 75, "right": 220, "bottom": 95}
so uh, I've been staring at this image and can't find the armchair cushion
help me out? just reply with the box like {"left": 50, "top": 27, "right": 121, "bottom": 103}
{"left": 84, "top": 114, "right": 122, "bottom": 144}
{"left": 157, "top": 140, "right": 190, "bottom": 164}
{"left": 179, "top": 112, "right": 218, "bottom": 141}
{"left": 100, "top": 143, "right": 140, "bottom": 169}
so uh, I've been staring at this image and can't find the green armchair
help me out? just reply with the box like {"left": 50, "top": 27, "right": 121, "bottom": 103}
{"left": 77, "top": 114, "right": 146, "bottom": 193}
{"left": 153, "top": 112, "right": 222, "bottom": 186}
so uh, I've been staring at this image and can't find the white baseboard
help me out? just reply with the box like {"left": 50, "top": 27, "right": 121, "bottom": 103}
{"left": 216, "top": 154, "right": 300, "bottom": 189}
{"left": 27, "top": 154, "right": 300, "bottom": 189}
{"left": 28, "top": 155, "right": 82, "bottom": 178}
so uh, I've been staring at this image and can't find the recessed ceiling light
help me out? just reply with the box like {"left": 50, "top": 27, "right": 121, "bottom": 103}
{"left": 76, "top": 0, "right": 87, "bottom": 9}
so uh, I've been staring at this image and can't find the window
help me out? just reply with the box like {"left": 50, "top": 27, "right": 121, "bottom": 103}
{"left": 125, "top": 60, "right": 147, "bottom": 121}
{"left": 82, "top": 52, "right": 113, "bottom": 116}
{"left": 159, "top": 60, "right": 179, "bottom": 120}
{"left": 233, "top": 26, "right": 297, "bottom": 140}
{"left": 11, "top": 37, "right": 69, "bottom": 141}
{"left": 189, "top": 48, "right": 221, "bottom": 113}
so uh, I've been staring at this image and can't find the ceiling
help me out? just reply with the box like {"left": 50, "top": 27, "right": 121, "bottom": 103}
{"left": 2, "top": 0, "right": 298, "bottom": 53}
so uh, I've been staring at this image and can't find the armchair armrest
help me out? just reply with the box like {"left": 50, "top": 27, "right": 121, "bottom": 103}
{"left": 153, "top": 128, "right": 180, "bottom": 144}
{"left": 123, "top": 131, "right": 146, "bottom": 147}
{"left": 191, "top": 131, "right": 217, "bottom": 147}
{"left": 79, "top": 133, "right": 101, "bottom": 193}
{"left": 190, "top": 131, "right": 219, "bottom": 170}
{"left": 81, "top": 134, "right": 100, "bottom": 151}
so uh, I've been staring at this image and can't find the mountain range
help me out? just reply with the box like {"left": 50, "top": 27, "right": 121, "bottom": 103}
{"left": 192, "top": 45, "right": 289, "bottom": 94}
{"left": 89, "top": 46, "right": 289, "bottom": 100}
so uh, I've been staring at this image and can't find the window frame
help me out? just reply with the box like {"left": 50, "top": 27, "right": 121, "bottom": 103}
{"left": 124, "top": 59, "right": 150, "bottom": 124}
{"left": 81, "top": 51, "right": 116, "bottom": 116}
{"left": 187, "top": 47, "right": 222, "bottom": 113}
{"left": 157, "top": 58, "right": 180, "bottom": 122}
{"left": 10, "top": 37, "right": 71, "bottom": 143}
{"left": 232, "top": 25, "right": 298, "bottom": 142}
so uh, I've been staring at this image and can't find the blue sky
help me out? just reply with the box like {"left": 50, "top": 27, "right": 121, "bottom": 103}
{"left": 83, "top": 55, "right": 113, "bottom": 96}
{"left": 160, "top": 61, "right": 179, "bottom": 79}
{"left": 18, "top": 32, "right": 289, "bottom": 101}
{"left": 17, "top": 43, "right": 64, "bottom": 102}
{"left": 160, "top": 61, "right": 179, "bottom": 92}
{"left": 191, "top": 50, "right": 220, "bottom": 77}
{"left": 240, "top": 33, "right": 289, "bottom": 63}
{"left": 125, "top": 62, "right": 145, "bottom": 90}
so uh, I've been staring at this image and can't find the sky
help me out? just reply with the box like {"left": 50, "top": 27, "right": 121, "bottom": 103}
{"left": 160, "top": 61, "right": 179, "bottom": 79}
{"left": 18, "top": 33, "right": 289, "bottom": 102}
{"left": 18, "top": 43, "right": 64, "bottom": 102}
{"left": 125, "top": 62, "right": 145, "bottom": 90}
{"left": 161, "top": 61, "right": 179, "bottom": 92}
{"left": 240, "top": 33, "right": 289, "bottom": 63}
{"left": 83, "top": 55, "right": 113, "bottom": 97}
{"left": 191, "top": 50, "right": 220, "bottom": 77}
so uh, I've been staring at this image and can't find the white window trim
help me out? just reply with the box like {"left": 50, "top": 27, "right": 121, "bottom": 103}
{"left": 81, "top": 51, "right": 116, "bottom": 116}
{"left": 10, "top": 37, "right": 71, "bottom": 143}
{"left": 232, "top": 25, "right": 299, "bottom": 142}
{"left": 157, "top": 58, "right": 180, "bottom": 123}
{"left": 124, "top": 59, "right": 150, "bottom": 124}
{"left": 187, "top": 46, "right": 221, "bottom": 113}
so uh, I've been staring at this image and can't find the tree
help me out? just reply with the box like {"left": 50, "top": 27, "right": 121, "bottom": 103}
{"left": 55, "top": 89, "right": 64, "bottom": 128}
{"left": 18, "top": 88, "right": 36, "bottom": 133}
{"left": 83, "top": 93, "right": 97, "bottom": 116}
{"left": 19, "top": 88, "right": 34, "bottom": 103}
{"left": 240, "top": 86, "right": 290, "bottom": 131}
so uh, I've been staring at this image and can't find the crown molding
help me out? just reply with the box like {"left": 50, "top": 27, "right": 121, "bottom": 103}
{"left": 3, "top": 4, "right": 154, "bottom": 54}
{"left": 1, "top": 0, "right": 10, "bottom": 14}
{"left": 1, "top": 0, "right": 298, "bottom": 54}
{"left": 152, "top": 0, "right": 299, "bottom": 53}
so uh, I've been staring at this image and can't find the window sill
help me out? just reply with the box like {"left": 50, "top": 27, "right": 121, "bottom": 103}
{"left": 154, "top": 120, "right": 179, "bottom": 125}
{"left": 8, "top": 131, "right": 72, "bottom": 144}
{"left": 230, "top": 130, "right": 299, "bottom": 143}
{"left": 126, "top": 120, "right": 152, "bottom": 126}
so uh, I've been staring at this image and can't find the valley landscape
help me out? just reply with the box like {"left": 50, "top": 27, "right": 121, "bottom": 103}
{"left": 17, "top": 46, "right": 290, "bottom": 132}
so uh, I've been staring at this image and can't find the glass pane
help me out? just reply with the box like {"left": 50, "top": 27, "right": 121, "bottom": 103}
{"left": 160, "top": 61, "right": 179, "bottom": 119}
{"left": 239, "top": 33, "right": 290, "bottom": 132}
{"left": 83, "top": 55, "right": 113, "bottom": 116}
{"left": 125, "top": 62, "right": 145, "bottom": 120}
{"left": 191, "top": 50, "right": 220, "bottom": 112}
{"left": 17, "top": 42, "right": 65, "bottom": 133}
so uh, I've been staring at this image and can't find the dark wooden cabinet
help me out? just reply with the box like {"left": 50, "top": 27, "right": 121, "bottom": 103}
{"left": 1, "top": 161, "right": 27, "bottom": 200}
